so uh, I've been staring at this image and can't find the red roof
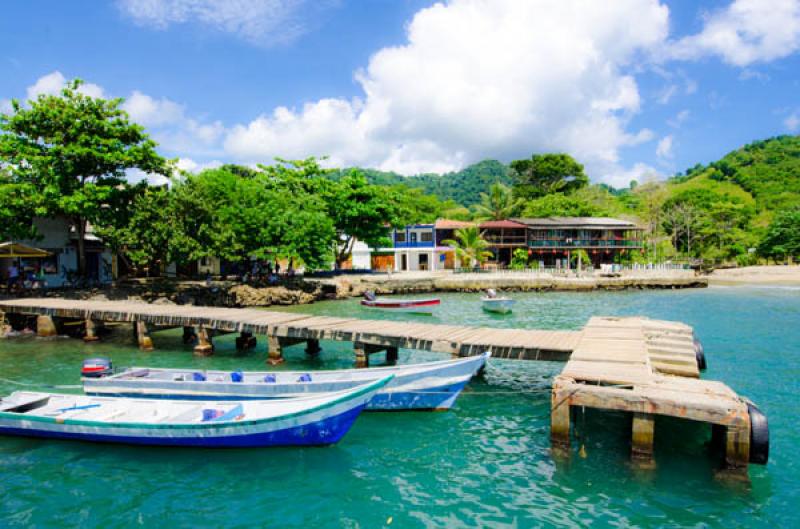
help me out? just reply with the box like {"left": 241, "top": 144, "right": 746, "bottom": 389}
{"left": 434, "top": 219, "right": 475, "bottom": 230}
{"left": 479, "top": 219, "right": 528, "bottom": 229}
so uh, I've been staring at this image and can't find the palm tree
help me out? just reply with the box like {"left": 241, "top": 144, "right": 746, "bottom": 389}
{"left": 443, "top": 226, "right": 493, "bottom": 268}
{"left": 472, "top": 183, "right": 523, "bottom": 221}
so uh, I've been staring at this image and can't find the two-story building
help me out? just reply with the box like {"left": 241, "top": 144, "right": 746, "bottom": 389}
{"left": 515, "top": 217, "right": 644, "bottom": 267}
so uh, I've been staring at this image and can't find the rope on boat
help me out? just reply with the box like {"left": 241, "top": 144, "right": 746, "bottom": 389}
{"left": 0, "top": 377, "right": 82, "bottom": 390}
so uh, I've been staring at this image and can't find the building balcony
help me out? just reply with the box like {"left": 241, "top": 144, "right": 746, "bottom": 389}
{"left": 528, "top": 239, "right": 643, "bottom": 248}
{"left": 483, "top": 236, "right": 528, "bottom": 246}
{"left": 393, "top": 240, "right": 435, "bottom": 249}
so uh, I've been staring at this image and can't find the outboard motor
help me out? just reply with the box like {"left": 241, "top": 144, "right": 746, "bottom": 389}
{"left": 487, "top": 289, "right": 497, "bottom": 298}
{"left": 81, "top": 357, "right": 113, "bottom": 378}
{"left": 364, "top": 290, "right": 377, "bottom": 302}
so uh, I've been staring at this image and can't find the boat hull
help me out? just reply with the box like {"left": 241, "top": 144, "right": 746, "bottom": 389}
{"left": 361, "top": 298, "right": 440, "bottom": 314}
{"left": 481, "top": 298, "right": 514, "bottom": 314}
{"left": 84, "top": 354, "right": 490, "bottom": 411}
{"left": 0, "top": 379, "right": 389, "bottom": 448}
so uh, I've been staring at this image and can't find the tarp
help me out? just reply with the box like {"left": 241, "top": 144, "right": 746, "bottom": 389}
{"left": 0, "top": 242, "right": 51, "bottom": 258}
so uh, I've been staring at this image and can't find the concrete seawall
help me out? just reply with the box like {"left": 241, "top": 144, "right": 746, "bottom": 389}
{"left": 320, "top": 271, "right": 708, "bottom": 297}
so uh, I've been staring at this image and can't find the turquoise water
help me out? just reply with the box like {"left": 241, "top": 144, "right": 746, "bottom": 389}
{"left": 0, "top": 286, "right": 797, "bottom": 528}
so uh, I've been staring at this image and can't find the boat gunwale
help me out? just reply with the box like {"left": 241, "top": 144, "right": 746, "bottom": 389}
{"left": 0, "top": 376, "right": 391, "bottom": 431}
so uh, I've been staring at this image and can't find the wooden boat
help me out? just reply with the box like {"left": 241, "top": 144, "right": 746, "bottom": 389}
{"left": 83, "top": 353, "right": 490, "bottom": 411}
{"left": 360, "top": 291, "right": 440, "bottom": 314}
{"left": 481, "top": 289, "right": 514, "bottom": 314}
{"left": 0, "top": 376, "right": 391, "bottom": 447}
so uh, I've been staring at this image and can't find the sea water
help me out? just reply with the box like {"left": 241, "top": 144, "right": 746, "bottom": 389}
{"left": 0, "top": 286, "right": 797, "bottom": 527}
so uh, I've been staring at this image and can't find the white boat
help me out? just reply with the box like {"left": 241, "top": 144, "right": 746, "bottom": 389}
{"left": 83, "top": 353, "right": 490, "bottom": 411}
{"left": 0, "top": 376, "right": 391, "bottom": 448}
{"left": 481, "top": 289, "right": 514, "bottom": 314}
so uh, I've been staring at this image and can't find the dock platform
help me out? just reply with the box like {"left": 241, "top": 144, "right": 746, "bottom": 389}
{"left": 0, "top": 298, "right": 767, "bottom": 478}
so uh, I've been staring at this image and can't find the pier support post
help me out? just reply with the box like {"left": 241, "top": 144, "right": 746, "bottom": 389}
{"left": 386, "top": 346, "right": 399, "bottom": 365}
{"left": 36, "top": 315, "right": 58, "bottom": 337}
{"left": 305, "top": 338, "right": 321, "bottom": 356}
{"left": 354, "top": 342, "right": 369, "bottom": 368}
{"left": 267, "top": 335, "right": 284, "bottom": 365}
{"left": 83, "top": 319, "right": 100, "bottom": 342}
{"left": 631, "top": 413, "right": 655, "bottom": 464}
{"left": 235, "top": 331, "right": 257, "bottom": 350}
{"left": 182, "top": 326, "right": 197, "bottom": 345}
{"left": 134, "top": 321, "right": 154, "bottom": 351}
{"left": 723, "top": 423, "right": 751, "bottom": 478}
{"left": 550, "top": 379, "right": 572, "bottom": 451}
{"left": 193, "top": 326, "right": 213, "bottom": 356}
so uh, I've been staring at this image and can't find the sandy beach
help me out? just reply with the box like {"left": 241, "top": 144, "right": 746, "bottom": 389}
{"left": 707, "top": 265, "right": 800, "bottom": 285}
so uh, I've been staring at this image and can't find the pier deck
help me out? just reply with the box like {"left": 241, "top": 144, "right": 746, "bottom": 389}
{"left": 0, "top": 298, "right": 766, "bottom": 478}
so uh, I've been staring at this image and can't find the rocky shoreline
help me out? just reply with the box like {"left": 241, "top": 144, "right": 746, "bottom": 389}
{"left": 0, "top": 272, "right": 708, "bottom": 309}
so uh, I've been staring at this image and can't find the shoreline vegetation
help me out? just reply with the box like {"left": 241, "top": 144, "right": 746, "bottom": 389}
{"left": 2, "top": 82, "right": 799, "bottom": 285}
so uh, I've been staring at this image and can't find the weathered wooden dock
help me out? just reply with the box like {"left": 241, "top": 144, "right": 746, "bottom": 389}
{"left": 0, "top": 298, "right": 767, "bottom": 478}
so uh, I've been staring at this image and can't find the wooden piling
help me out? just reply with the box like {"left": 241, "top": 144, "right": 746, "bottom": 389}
{"left": 723, "top": 421, "right": 751, "bottom": 479}
{"left": 235, "top": 331, "right": 257, "bottom": 350}
{"left": 83, "top": 319, "right": 100, "bottom": 342}
{"left": 182, "top": 326, "right": 197, "bottom": 345}
{"left": 134, "top": 321, "right": 154, "bottom": 351}
{"left": 36, "top": 315, "right": 58, "bottom": 337}
{"left": 267, "top": 335, "right": 284, "bottom": 365}
{"left": 386, "top": 346, "right": 399, "bottom": 365}
{"left": 550, "top": 379, "right": 572, "bottom": 450}
{"left": 305, "top": 338, "right": 321, "bottom": 356}
{"left": 354, "top": 341, "right": 369, "bottom": 368}
{"left": 631, "top": 413, "right": 655, "bottom": 463}
{"left": 193, "top": 326, "right": 213, "bottom": 356}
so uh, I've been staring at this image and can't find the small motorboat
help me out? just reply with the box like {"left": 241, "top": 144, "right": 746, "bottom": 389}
{"left": 481, "top": 289, "right": 514, "bottom": 314}
{"left": 360, "top": 291, "right": 440, "bottom": 314}
{"left": 83, "top": 353, "right": 490, "bottom": 411}
{"left": 0, "top": 376, "right": 391, "bottom": 447}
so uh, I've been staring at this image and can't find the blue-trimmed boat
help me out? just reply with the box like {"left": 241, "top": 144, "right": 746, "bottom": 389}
{"left": 82, "top": 353, "right": 490, "bottom": 411}
{"left": 0, "top": 376, "right": 391, "bottom": 447}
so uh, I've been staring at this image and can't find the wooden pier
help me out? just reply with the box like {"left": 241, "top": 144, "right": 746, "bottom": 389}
{"left": 0, "top": 298, "right": 767, "bottom": 478}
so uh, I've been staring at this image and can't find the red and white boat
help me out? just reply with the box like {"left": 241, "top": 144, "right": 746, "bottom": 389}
{"left": 361, "top": 292, "right": 440, "bottom": 314}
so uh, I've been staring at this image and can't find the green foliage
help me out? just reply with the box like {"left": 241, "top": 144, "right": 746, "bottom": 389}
{"left": 510, "top": 248, "right": 529, "bottom": 270}
{"left": 329, "top": 159, "right": 512, "bottom": 207}
{"left": 473, "top": 183, "right": 522, "bottom": 220}
{"left": 758, "top": 207, "right": 800, "bottom": 260}
{"left": 521, "top": 193, "right": 604, "bottom": 217}
{"left": 0, "top": 178, "right": 43, "bottom": 240}
{"left": 510, "top": 153, "right": 588, "bottom": 200}
{"left": 442, "top": 226, "right": 493, "bottom": 267}
{"left": 569, "top": 249, "right": 591, "bottom": 267}
{"left": 0, "top": 79, "right": 171, "bottom": 273}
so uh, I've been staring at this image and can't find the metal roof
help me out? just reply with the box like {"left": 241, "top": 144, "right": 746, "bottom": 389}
{"left": 434, "top": 219, "right": 475, "bottom": 230}
{"left": 512, "top": 217, "right": 641, "bottom": 228}
{"left": 478, "top": 219, "right": 528, "bottom": 229}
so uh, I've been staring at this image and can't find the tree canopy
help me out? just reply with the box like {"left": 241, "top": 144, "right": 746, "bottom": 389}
{"left": 0, "top": 79, "right": 172, "bottom": 273}
{"left": 510, "top": 153, "right": 589, "bottom": 199}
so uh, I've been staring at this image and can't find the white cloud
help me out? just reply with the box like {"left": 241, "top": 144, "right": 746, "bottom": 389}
{"left": 122, "top": 90, "right": 185, "bottom": 127}
{"left": 26, "top": 71, "right": 104, "bottom": 100}
{"left": 604, "top": 162, "right": 662, "bottom": 188}
{"left": 657, "top": 84, "right": 677, "bottom": 104}
{"left": 176, "top": 157, "right": 223, "bottom": 173}
{"left": 785, "top": 112, "right": 800, "bottom": 131}
{"left": 116, "top": 0, "right": 330, "bottom": 46}
{"left": 667, "top": 109, "right": 690, "bottom": 128}
{"left": 656, "top": 135, "right": 674, "bottom": 158}
{"left": 225, "top": 0, "right": 669, "bottom": 182}
{"left": 0, "top": 99, "right": 12, "bottom": 114}
{"left": 669, "top": 0, "right": 800, "bottom": 66}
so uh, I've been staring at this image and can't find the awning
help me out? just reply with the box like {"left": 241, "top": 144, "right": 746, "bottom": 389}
{"left": 0, "top": 242, "right": 52, "bottom": 258}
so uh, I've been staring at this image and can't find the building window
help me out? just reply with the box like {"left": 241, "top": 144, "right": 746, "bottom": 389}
{"left": 420, "top": 231, "right": 433, "bottom": 242}
{"left": 410, "top": 232, "right": 418, "bottom": 244}
{"left": 395, "top": 231, "right": 406, "bottom": 243}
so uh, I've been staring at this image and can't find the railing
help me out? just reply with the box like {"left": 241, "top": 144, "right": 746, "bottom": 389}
{"left": 528, "top": 239, "right": 643, "bottom": 248}
{"left": 393, "top": 241, "right": 435, "bottom": 248}
{"left": 483, "top": 235, "right": 527, "bottom": 245}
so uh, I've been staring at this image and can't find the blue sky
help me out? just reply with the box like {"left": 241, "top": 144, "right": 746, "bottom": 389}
{"left": 2, "top": 0, "right": 799, "bottom": 187}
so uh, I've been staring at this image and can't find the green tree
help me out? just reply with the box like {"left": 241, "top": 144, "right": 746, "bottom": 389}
{"left": 473, "top": 182, "right": 522, "bottom": 220}
{"left": 758, "top": 207, "right": 800, "bottom": 261}
{"left": 510, "top": 247, "right": 530, "bottom": 270}
{"left": 521, "top": 193, "right": 602, "bottom": 217}
{"left": 442, "top": 226, "right": 493, "bottom": 268}
{"left": 0, "top": 79, "right": 172, "bottom": 275}
{"left": 0, "top": 177, "right": 42, "bottom": 240}
{"left": 510, "top": 153, "right": 588, "bottom": 199}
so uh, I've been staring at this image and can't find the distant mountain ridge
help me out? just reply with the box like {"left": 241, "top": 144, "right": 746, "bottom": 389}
{"left": 330, "top": 159, "right": 513, "bottom": 207}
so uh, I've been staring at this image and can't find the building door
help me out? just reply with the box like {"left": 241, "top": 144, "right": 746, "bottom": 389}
{"left": 401, "top": 254, "right": 408, "bottom": 271}
{"left": 419, "top": 253, "right": 429, "bottom": 271}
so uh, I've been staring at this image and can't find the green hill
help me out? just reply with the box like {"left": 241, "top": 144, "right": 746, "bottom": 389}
{"left": 332, "top": 159, "right": 512, "bottom": 207}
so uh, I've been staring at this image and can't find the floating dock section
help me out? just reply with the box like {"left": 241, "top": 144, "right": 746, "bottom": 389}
{"left": 0, "top": 298, "right": 767, "bottom": 478}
